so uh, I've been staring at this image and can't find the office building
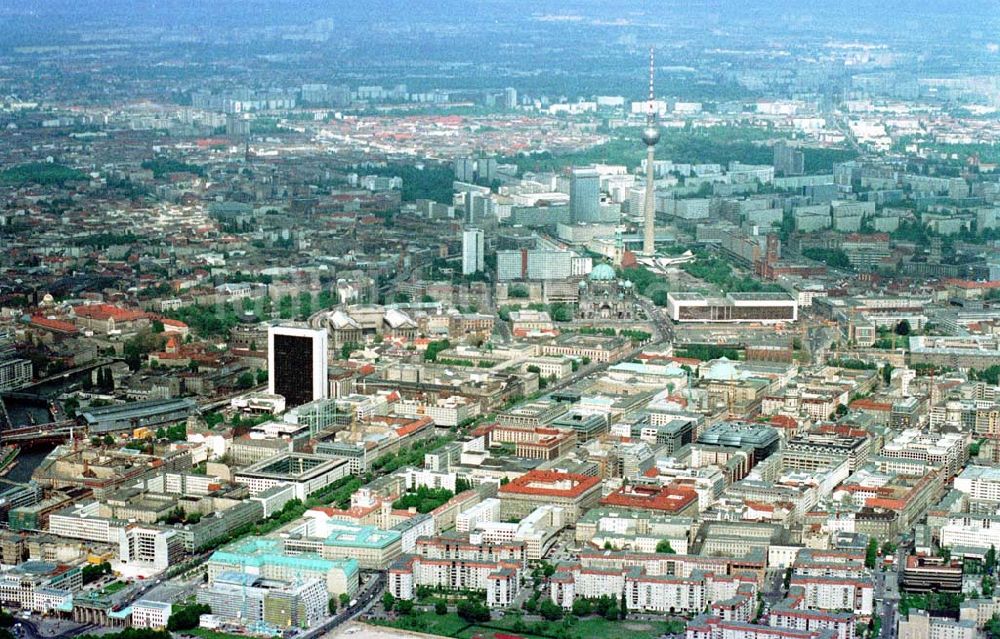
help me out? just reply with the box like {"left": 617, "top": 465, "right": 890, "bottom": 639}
{"left": 197, "top": 572, "right": 327, "bottom": 630}
{"left": 881, "top": 429, "right": 965, "bottom": 478}
{"left": 901, "top": 555, "right": 962, "bottom": 593}
{"left": 774, "top": 141, "right": 805, "bottom": 177}
{"left": 666, "top": 292, "right": 798, "bottom": 323}
{"left": 0, "top": 359, "right": 31, "bottom": 392}
{"left": 498, "top": 470, "right": 602, "bottom": 520}
{"left": 267, "top": 325, "right": 328, "bottom": 409}
{"left": 954, "top": 466, "right": 1000, "bottom": 504}
{"left": 130, "top": 601, "right": 172, "bottom": 630}
{"left": 207, "top": 537, "right": 359, "bottom": 598}
{"left": 898, "top": 611, "right": 975, "bottom": 639}
{"left": 462, "top": 227, "right": 485, "bottom": 275}
{"left": 783, "top": 430, "right": 873, "bottom": 473}
{"left": 117, "top": 526, "right": 184, "bottom": 577}
{"left": 504, "top": 87, "right": 518, "bottom": 109}
{"left": 570, "top": 168, "right": 601, "bottom": 223}
{"left": 940, "top": 514, "right": 1000, "bottom": 551}
{"left": 235, "top": 454, "right": 350, "bottom": 501}
{"left": 497, "top": 248, "right": 577, "bottom": 281}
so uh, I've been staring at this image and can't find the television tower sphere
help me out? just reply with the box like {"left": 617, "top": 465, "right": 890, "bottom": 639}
{"left": 642, "top": 125, "right": 660, "bottom": 147}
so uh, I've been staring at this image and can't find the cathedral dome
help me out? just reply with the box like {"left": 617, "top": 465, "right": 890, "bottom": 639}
{"left": 589, "top": 264, "right": 616, "bottom": 281}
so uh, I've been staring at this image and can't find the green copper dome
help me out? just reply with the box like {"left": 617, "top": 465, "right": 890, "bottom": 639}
{"left": 589, "top": 264, "right": 616, "bottom": 281}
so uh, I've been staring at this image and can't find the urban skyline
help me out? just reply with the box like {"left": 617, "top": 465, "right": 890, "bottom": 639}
{"left": 0, "top": 3, "right": 998, "bottom": 639}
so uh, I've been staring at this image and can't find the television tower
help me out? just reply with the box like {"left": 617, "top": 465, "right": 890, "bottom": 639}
{"left": 642, "top": 47, "right": 660, "bottom": 256}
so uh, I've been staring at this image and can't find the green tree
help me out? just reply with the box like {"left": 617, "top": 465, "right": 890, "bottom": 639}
{"left": 381, "top": 591, "right": 395, "bottom": 612}
{"left": 204, "top": 412, "right": 224, "bottom": 427}
{"left": 572, "top": 598, "right": 592, "bottom": 616}
{"left": 340, "top": 342, "right": 359, "bottom": 360}
{"left": 123, "top": 331, "right": 166, "bottom": 371}
{"left": 81, "top": 561, "right": 112, "bottom": 584}
{"left": 802, "top": 247, "right": 852, "bottom": 269}
{"left": 987, "top": 545, "right": 997, "bottom": 574}
{"left": 435, "top": 601, "right": 448, "bottom": 615}
{"left": 882, "top": 363, "right": 894, "bottom": 386}
{"left": 895, "top": 319, "right": 912, "bottom": 336}
{"left": 509, "top": 285, "right": 529, "bottom": 298}
{"left": 278, "top": 294, "right": 294, "bottom": 320}
{"left": 865, "top": 537, "right": 879, "bottom": 569}
{"left": 236, "top": 372, "right": 255, "bottom": 389}
{"left": 456, "top": 600, "right": 490, "bottom": 623}
{"left": 424, "top": 339, "right": 451, "bottom": 362}
{"left": 339, "top": 592, "right": 350, "bottom": 608}
{"left": 986, "top": 614, "right": 1000, "bottom": 639}
{"left": 550, "top": 303, "right": 573, "bottom": 322}
{"left": 604, "top": 601, "right": 619, "bottom": 621}
{"left": 166, "top": 603, "right": 210, "bottom": 631}
{"left": 396, "top": 600, "right": 414, "bottom": 615}
{"left": 539, "top": 599, "right": 564, "bottom": 621}
{"left": 656, "top": 539, "right": 676, "bottom": 554}
{"left": 298, "top": 292, "right": 313, "bottom": 319}
{"left": 392, "top": 485, "right": 454, "bottom": 514}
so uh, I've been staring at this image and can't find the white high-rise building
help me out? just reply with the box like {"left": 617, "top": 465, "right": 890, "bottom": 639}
{"left": 268, "top": 325, "right": 329, "bottom": 409}
{"left": 462, "top": 227, "right": 485, "bottom": 275}
{"left": 118, "top": 526, "right": 184, "bottom": 577}
{"left": 504, "top": 87, "right": 518, "bottom": 109}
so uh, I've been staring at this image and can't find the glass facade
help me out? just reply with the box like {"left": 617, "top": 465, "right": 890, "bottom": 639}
{"left": 273, "top": 334, "right": 314, "bottom": 407}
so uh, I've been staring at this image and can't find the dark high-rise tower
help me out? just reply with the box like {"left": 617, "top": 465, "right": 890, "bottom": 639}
{"left": 267, "top": 325, "right": 328, "bottom": 408}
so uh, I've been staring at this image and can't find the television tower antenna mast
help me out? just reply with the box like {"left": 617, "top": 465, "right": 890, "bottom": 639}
{"left": 641, "top": 47, "right": 660, "bottom": 256}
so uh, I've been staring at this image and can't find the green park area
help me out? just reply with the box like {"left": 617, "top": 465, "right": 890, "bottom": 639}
{"left": 373, "top": 610, "right": 684, "bottom": 639}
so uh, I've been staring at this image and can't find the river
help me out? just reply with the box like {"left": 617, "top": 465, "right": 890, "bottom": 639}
{"left": 0, "top": 372, "right": 88, "bottom": 484}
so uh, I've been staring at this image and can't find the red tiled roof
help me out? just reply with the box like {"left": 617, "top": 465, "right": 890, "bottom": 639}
{"left": 73, "top": 304, "right": 148, "bottom": 322}
{"left": 29, "top": 316, "right": 78, "bottom": 334}
{"left": 849, "top": 399, "right": 892, "bottom": 412}
{"left": 499, "top": 470, "right": 600, "bottom": 499}
{"left": 599, "top": 483, "right": 698, "bottom": 513}
{"left": 769, "top": 415, "right": 799, "bottom": 430}
{"left": 394, "top": 416, "right": 434, "bottom": 437}
{"left": 843, "top": 233, "right": 889, "bottom": 242}
{"left": 946, "top": 279, "right": 1000, "bottom": 289}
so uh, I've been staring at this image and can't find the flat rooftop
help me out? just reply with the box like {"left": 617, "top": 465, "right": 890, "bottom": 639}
{"left": 240, "top": 453, "right": 349, "bottom": 480}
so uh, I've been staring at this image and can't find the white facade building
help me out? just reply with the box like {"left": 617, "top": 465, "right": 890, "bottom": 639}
{"left": 267, "top": 325, "right": 328, "bottom": 408}
{"left": 131, "top": 601, "right": 172, "bottom": 629}
{"left": 462, "top": 228, "right": 485, "bottom": 275}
